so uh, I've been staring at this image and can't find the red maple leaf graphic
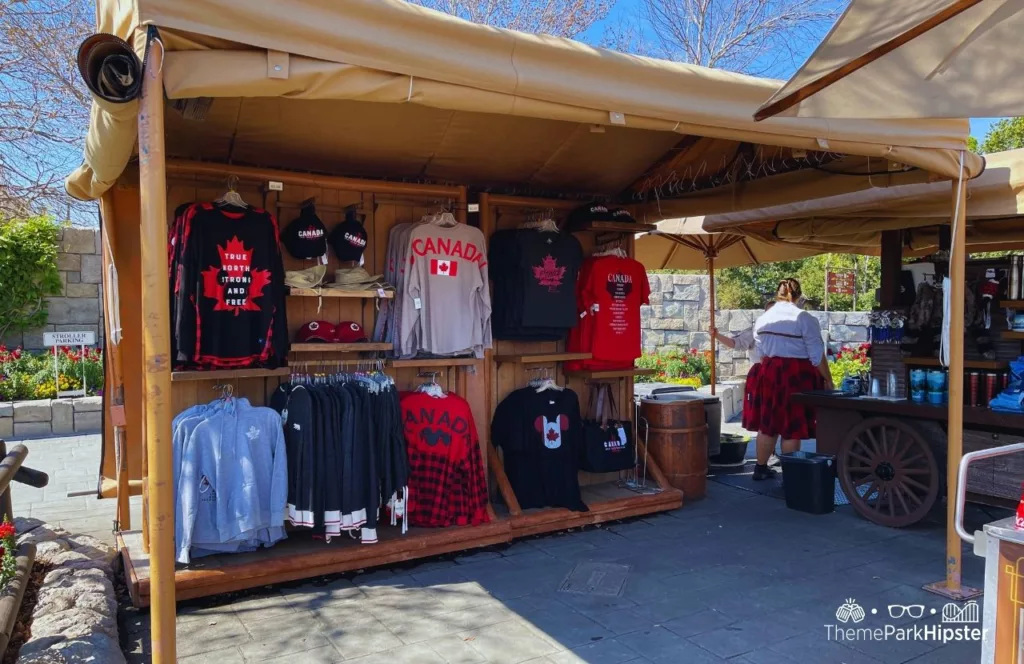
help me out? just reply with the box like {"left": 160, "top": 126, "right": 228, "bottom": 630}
{"left": 201, "top": 236, "right": 272, "bottom": 315}
{"left": 438, "top": 263, "right": 448, "bottom": 273}
{"left": 532, "top": 254, "right": 566, "bottom": 291}
{"left": 546, "top": 428, "right": 560, "bottom": 442}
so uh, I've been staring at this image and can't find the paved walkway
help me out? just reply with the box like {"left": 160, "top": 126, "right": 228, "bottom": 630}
{"left": 13, "top": 434, "right": 993, "bottom": 663}
{"left": 9, "top": 433, "right": 142, "bottom": 544}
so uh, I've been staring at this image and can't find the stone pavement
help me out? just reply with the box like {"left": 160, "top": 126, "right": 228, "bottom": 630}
{"left": 120, "top": 482, "right": 988, "bottom": 663}
{"left": 8, "top": 433, "right": 142, "bottom": 545}
{"left": 9, "top": 434, "right": 991, "bottom": 663}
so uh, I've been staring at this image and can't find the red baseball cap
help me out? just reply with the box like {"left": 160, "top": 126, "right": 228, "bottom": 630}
{"left": 334, "top": 321, "right": 367, "bottom": 343}
{"left": 295, "top": 321, "right": 336, "bottom": 343}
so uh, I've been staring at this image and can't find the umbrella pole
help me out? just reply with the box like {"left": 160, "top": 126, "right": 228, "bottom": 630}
{"left": 925, "top": 176, "right": 981, "bottom": 600}
{"left": 139, "top": 41, "right": 178, "bottom": 661}
{"left": 708, "top": 256, "right": 716, "bottom": 395}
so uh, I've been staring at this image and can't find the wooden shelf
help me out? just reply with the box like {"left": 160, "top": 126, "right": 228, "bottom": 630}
{"left": 288, "top": 287, "right": 393, "bottom": 299}
{"left": 569, "top": 221, "right": 656, "bottom": 234}
{"left": 291, "top": 343, "right": 392, "bottom": 353}
{"left": 1002, "top": 330, "right": 1024, "bottom": 340}
{"left": 171, "top": 367, "right": 291, "bottom": 382}
{"left": 903, "top": 357, "right": 1008, "bottom": 370}
{"left": 563, "top": 368, "right": 657, "bottom": 379}
{"left": 390, "top": 357, "right": 478, "bottom": 368}
{"left": 1000, "top": 301, "right": 1024, "bottom": 308}
{"left": 494, "top": 352, "right": 593, "bottom": 365}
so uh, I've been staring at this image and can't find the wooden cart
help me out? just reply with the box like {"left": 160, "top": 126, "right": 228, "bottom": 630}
{"left": 796, "top": 392, "right": 1024, "bottom": 528}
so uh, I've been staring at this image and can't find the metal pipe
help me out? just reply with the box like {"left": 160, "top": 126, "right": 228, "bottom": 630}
{"left": 954, "top": 443, "right": 1024, "bottom": 545}
{"left": 139, "top": 39, "right": 177, "bottom": 663}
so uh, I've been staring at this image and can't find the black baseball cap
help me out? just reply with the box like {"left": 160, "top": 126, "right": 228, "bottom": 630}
{"left": 282, "top": 206, "right": 328, "bottom": 260}
{"left": 329, "top": 210, "right": 368, "bottom": 262}
{"left": 567, "top": 203, "right": 616, "bottom": 229}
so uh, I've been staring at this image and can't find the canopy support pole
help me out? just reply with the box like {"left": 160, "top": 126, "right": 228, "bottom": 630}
{"left": 138, "top": 40, "right": 178, "bottom": 661}
{"left": 708, "top": 256, "right": 716, "bottom": 395}
{"left": 924, "top": 176, "right": 981, "bottom": 601}
{"left": 99, "top": 194, "right": 130, "bottom": 532}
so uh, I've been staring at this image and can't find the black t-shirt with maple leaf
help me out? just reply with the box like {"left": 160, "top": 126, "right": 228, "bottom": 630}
{"left": 491, "top": 387, "right": 587, "bottom": 512}
{"left": 173, "top": 204, "right": 288, "bottom": 368}
{"left": 488, "top": 229, "right": 582, "bottom": 340}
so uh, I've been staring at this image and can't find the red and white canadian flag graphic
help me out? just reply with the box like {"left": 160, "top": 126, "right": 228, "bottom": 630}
{"left": 430, "top": 259, "right": 458, "bottom": 277}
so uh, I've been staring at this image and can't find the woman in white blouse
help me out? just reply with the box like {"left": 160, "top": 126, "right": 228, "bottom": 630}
{"left": 748, "top": 279, "right": 833, "bottom": 480}
{"left": 713, "top": 301, "right": 772, "bottom": 433}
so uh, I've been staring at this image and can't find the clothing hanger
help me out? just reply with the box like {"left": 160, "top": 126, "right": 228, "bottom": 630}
{"left": 416, "top": 371, "right": 446, "bottom": 398}
{"left": 527, "top": 367, "right": 564, "bottom": 392}
{"left": 520, "top": 208, "right": 559, "bottom": 232}
{"left": 593, "top": 243, "right": 627, "bottom": 258}
{"left": 215, "top": 175, "right": 248, "bottom": 209}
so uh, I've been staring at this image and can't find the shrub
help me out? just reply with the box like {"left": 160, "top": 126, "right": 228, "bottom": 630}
{"left": 0, "top": 345, "right": 103, "bottom": 400}
{"left": 636, "top": 348, "right": 713, "bottom": 385}
{"left": 830, "top": 343, "right": 872, "bottom": 387}
{"left": 0, "top": 216, "right": 63, "bottom": 340}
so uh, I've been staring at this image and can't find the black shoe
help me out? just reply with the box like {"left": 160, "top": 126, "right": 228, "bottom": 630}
{"left": 752, "top": 464, "right": 778, "bottom": 481}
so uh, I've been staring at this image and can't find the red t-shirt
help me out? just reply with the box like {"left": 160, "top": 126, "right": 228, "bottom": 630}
{"left": 579, "top": 256, "right": 649, "bottom": 368}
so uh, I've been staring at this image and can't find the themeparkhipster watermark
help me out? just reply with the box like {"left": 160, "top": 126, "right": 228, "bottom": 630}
{"left": 825, "top": 598, "right": 983, "bottom": 645}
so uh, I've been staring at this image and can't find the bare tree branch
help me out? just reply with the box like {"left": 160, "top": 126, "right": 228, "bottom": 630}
{"left": 634, "top": 0, "right": 841, "bottom": 76}
{"left": 0, "top": 0, "right": 93, "bottom": 219}
{"left": 410, "top": 0, "right": 611, "bottom": 39}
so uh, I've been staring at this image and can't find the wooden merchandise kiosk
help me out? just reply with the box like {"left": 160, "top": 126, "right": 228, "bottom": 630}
{"left": 69, "top": 1, "right": 983, "bottom": 658}
{"left": 113, "top": 157, "right": 683, "bottom": 607}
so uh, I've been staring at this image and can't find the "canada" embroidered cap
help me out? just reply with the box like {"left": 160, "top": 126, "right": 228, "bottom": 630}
{"left": 329, "top": 209, "right": 368, "bottom": 262}
{"left": 282, "top": 205, "right": 328, "bottom": 261}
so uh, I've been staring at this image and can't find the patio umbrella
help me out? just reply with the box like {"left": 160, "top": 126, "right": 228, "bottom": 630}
{"left": 635, "top": 218, "right": 865, "bottom": 393}
{"left": 754, "top": 0, "right": 1024, "bottom": 120}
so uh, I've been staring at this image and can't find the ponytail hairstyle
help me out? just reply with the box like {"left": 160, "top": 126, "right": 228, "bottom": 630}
{"left": 776, "top": 278, "right": 803, "bottom": 304}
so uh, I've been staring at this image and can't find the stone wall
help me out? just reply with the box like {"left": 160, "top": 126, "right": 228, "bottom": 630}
{"left": 642, "top": 274, "right": 870, "bottom": 379}
{"left": 3, "top": 227, "right": 103, "bottom": 351}
{"left": 0, "top": 397, "right": 103, "bottom": 439}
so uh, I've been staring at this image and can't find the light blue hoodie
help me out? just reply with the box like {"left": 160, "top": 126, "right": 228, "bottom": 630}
{"left": 175, "top": 399, "right": 287, "bottom": 564}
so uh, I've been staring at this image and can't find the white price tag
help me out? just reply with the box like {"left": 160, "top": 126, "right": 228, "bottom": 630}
{"left": 377, "top": 288, "right": 386, "bottom": 298}
{"left": 414, "top": 297, "right": 422, "bottom": 310}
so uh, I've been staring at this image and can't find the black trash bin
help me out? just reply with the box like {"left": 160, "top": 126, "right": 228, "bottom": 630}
{"left": 780, "top": 451, "right": 835, "bottom": 515}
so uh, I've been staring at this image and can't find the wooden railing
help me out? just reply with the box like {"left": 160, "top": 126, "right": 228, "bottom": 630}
{"left": 0, "top": 440, "right": 49, "bottom": 654}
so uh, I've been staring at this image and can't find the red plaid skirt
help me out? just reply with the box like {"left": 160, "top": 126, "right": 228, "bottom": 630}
{"left": 750, "top": 356, "right": 823, "bottom": 439}
{"left": 741, "top": 362, "right": 762, "bottom": 432}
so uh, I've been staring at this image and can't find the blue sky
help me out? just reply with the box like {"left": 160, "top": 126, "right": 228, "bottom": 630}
{"left": 585, "top": 1, "right": 1002, "bottom": 144}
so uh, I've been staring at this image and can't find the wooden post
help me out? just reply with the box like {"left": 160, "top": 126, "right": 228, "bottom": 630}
{"left": 138, "top": 40, "right": 177, "bottom": 662}
{"left": 708, "top": 255, "right": 716, "bottom": 395}
{"left": 925, "top": 175, "right": 981, "bottom": 600}
{"left": 99, "top": 195, "right": 131, "bottom": 532}
{"left": 879, "top": 230, "right": 903, "bottom": 309}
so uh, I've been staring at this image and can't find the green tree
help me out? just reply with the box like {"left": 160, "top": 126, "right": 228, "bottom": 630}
{"left": 979, "top": 117, "right": 1024, "bottom": 154}
{"left": 715, "top": 253, "right": 880, "bottom": 311}
{"left": 967, "top": 135, "right": 979, "bottom": 153}
{"left": 0, "top": 216, "right": 63, "bottom": 340}
{"left": 716, "top": 259, "right": 807, "bottom": 308}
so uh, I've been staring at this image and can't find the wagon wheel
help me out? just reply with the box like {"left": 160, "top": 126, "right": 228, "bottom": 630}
{"left": 838, "top": 417, "right": 940, "bottom": 528}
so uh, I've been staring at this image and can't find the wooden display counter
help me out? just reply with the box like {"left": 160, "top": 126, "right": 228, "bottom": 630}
{"left": 796, "top": 391, "right": 1024, "bottom": 528}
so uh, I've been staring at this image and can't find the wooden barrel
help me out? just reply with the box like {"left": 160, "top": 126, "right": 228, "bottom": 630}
{"left": 640, "top": 395, "right": 708, "bottom": 499}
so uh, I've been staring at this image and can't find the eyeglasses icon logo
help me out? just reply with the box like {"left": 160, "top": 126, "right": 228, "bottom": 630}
{"left": 888, "top": 604, "right": 925, "bottom": 620}
{"left": 836, "top": 598, "right": 866, "bottom": 624}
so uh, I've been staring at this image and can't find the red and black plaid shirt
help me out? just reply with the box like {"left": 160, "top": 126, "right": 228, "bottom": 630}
{"left": 400, "top": 391, "right": 489, "bottom": 528}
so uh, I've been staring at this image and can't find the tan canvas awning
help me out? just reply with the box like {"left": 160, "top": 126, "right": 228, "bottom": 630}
{"left": 702, "top": 148, "right": 1024, "bottom": 235}
{"left": 697, "top": 149, "right": 1024, "bottom": 254}
{"left": 756, "top": 0, "right": 1024, "bottom": 119}
{"left": 69, "top": 0, "right": 981, "bottom": 204}
{"left": 635, "top": 216, "right": 862, "bottom": 271}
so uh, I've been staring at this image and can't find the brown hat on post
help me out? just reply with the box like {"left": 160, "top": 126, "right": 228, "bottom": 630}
{"left": 77, "top": 33, "right": 143, "bottom": 103}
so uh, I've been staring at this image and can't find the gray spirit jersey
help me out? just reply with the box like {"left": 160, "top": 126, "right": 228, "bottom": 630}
{"left": 399, "top": 222, "right": 492, "bottom": 358}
